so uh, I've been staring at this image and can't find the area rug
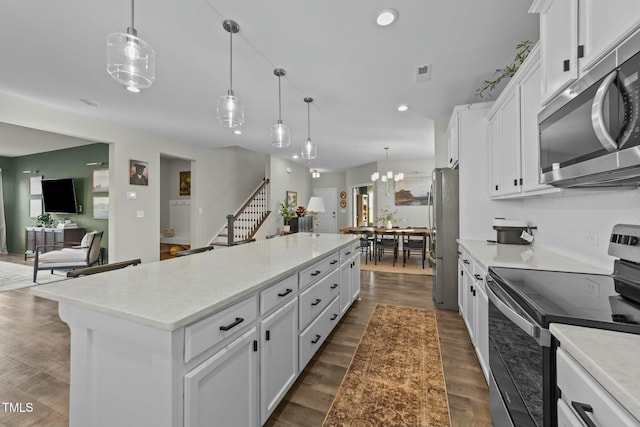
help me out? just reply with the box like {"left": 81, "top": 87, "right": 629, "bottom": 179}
{"left": 0, "top": 261, "right": 68, "bottom": 292}
{"left": 322, "top": 304, "right": 451, "bottom": 427}
{"left": 360, "top": 253, "right": 433, "bottom": 276}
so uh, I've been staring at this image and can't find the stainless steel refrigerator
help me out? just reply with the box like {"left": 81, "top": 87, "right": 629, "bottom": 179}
{"left": 428, "top": 168, "right": 459, "bottom": 310}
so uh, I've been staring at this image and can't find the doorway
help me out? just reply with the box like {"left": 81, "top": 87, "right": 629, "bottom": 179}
{"left": 159, "top": 155, "right": 193, "bottom": 260}
{"left": 313, "top": 188, "right": 337, "bottom": 233}
{"left": 351, "top": 185, "right": 374, "bottom": 227}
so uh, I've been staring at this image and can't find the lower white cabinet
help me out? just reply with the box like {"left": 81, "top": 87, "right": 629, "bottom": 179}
{"left": 556, "top": 348, "right": 640, "bottom": 427}
{"left": 184, "top": 327, "right": 259, "bottom": 427}
{"left": 299, "top": 297, "right": 341, "bottom": 367}
{"left": 339, "top": 243, "right": 361, "bottom": 317}
{"left": 260, "top": 298, "right": 298, "bottom": 423}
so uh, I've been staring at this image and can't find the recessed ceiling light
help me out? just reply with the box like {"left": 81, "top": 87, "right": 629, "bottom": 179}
{"left": 376, "top": 9, "right": 398, "bottom": 26}
{"left": 233, "top": 129, "right": 242, "bottom": 135}
{"left": 292, "top": 154, "right": 299, "bottom": 159}
{"left": 397, "top": 104, "right": 409, "bottom": 112}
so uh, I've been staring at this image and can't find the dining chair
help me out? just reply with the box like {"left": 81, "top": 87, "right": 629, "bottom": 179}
{"left": 375, "top": 231, "right": 398, "bottom": 266}
{"left": 402, "top": 232, "right": 427, "bottom": 268}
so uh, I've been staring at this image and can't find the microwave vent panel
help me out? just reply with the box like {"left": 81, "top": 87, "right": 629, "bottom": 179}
{"left": 416, "top": 64, "right": 432, "bottom": 83}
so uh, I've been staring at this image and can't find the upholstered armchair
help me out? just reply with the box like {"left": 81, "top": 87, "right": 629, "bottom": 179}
{"left": 33, "top": 231, "right": 103, "bottom": 282}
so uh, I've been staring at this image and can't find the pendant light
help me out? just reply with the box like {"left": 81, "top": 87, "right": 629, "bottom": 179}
{"left": 271, "top": 68, "right": 290, "bottom": 147}
{"left": 217, "top": 20, "right": 244, "bottom": 128}
{"left": 301, "top": 97, "right": 317, "bottom": 160}
{"left": 106, "top": 0, "right": 155, "bottom": 93}
{"left": 371, "top": 147, "right": 404, "bottom": 195}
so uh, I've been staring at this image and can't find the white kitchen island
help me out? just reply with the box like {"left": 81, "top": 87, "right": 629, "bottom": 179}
{"left": 32, "top": 233, "right": 360, "bottom": 427}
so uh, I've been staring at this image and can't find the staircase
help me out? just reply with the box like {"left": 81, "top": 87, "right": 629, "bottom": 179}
{"left": 209, "top": 179, "right": 271, "bottom": 248}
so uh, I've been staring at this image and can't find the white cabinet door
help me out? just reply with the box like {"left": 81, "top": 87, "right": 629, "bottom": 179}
{"left": 580, "top": 0, "right": 640, "bottom": 72}
{"left": 488, "top": 113, "right": 502, "bottom": 197}
{"left": 499, "top": 87, "right": 522, "bottom": 196}
{"left": 184, "top": 327, "right": 259, "bottom": 427}
{"left": 350, "top": 253, "right": 361, "bottom": 302}
{"left": 540, "top": 0, "right": 579, "bottom": 104}
{"left": 260, "top": 298, "right": 298, "bottom": 423}
{"left": 339, "top": 259, "right": 351, "bottom": 317}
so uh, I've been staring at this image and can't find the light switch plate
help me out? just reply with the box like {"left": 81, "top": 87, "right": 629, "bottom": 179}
{"left": 127, "top": 192, "right": 137, "bottom": 199}
{"left": 137, "top": 210, "right": 144, "bottom": 218}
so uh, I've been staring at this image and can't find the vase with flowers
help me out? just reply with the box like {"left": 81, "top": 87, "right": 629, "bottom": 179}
{"left": 376, "top": 207, "right": 402, "bottom": 229}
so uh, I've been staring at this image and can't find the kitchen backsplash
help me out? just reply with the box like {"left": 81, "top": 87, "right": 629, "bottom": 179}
{"left": 495, "top": 188, "right": 640, "bottom": 271}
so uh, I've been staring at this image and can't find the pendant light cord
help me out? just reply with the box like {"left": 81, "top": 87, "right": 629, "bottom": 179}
{"left": 278, "top": 75, "right": 282, "bottom": 122}
{"left": 229, "top": 30, "right": 234, "bottom": 93}
{"left": 307, "top": 101, "right": 311, "bottom": 139}
{"left": 131, "top": 0, "right": 135, "bottom": 29}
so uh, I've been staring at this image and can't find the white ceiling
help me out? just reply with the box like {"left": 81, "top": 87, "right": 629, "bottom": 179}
{"left": 0, "top": 0, "right": 538, "bottom": 171}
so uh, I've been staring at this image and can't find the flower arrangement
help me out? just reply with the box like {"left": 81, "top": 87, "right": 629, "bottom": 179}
{"left": 279, "top": 199, "right": 295, "bottom": 225}
{"left": 376, "top": 207, "right": 403, "bottom": 227}
{"left": 295, "top": 206, "right": 307, "bottom": 217}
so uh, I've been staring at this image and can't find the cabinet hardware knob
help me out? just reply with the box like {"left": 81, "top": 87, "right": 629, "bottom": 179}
{"left": 330, "top": 314, "right": 338, "bottom": 321}
{"left": 330, "top": 260, "right": 338, "bottom": 265}
{"left": 563, "top": 59, "right": 570, "bottom": 72}
{"left": 474, "top": 274, "right": 483, "bottom": 281}
{"left": 514, "top": 179, "right": 518, "bottom": 186}
{"left": 220, "top": 317, "right": 244, "bottom": 331}
{"left": 311, "top": 334, "right": 322, "bottom": 344}
{"left": 330, "top": 283, "right": 338, "bottom": 289}
{"left": 345, "top": 251, "right": 351, "bottom": 256}
{"left": 463, "top": 259, "right": 470, "bottom": 264}
{"left": 311, "top": 298, "right": 322, "bottom": 306}
{"left": 311, "top": 270, "right": 322, "bottom": 276}
{"left": 277, "top": 288, "right": 293, "bottom": 297}
{"left": 266, "top": 330, "right": 270, "bottom": 341}
{"left": 577, "top": 45, "right": 585, "bottom": 59}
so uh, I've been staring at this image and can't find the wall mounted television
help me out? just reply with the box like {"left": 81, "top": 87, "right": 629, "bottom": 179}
{"left": 41, "top": 178, "right": 79, "bottom": 214}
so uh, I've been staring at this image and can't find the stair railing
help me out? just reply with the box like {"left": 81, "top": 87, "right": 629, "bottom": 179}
{"left": 226, "top": 179, "right": 270, "bottom": 246}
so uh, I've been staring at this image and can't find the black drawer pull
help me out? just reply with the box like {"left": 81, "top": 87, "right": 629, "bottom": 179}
{"left": 311, "top": 270, "right": 322, "bottom": 276}
{"left": 311, "top": 298, "right": 322, "bottom": 306}
{"left": 330, "top": 314, "right": 338, "bottom": 321}
{"left": 571, "top": 402, "right": 596, "bottom": 427}
{"left": 474, "top": 274, "right": 483, "bottom": 281}
{"left": 311, "top": 334, "right": 322, "bottom": 344}
{"left": 219, "top": 317, "right": 244, "bottom": 331}
{"left": 463, "top": 259, "right": 470, "bottom": 265}
{"left": 345, "top": 251, "right": 351, "bottom": 256}
{"left": 330, "top": 283, "right": 338, "bottom": 289}
{"left": 330, "top": 260, "right": 338, "bottom": 265}
{"left": 277, "top": 288, "right": 293, "bottom": 297}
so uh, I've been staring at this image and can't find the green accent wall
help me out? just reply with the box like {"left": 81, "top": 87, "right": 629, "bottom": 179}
{"left": 1, "top": 143, "right": 109, "bottom": 254}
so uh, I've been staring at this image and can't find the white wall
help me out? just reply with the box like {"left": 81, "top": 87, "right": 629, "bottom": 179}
{"left": 434, "top": 115, "right": 450, "bottom": 169}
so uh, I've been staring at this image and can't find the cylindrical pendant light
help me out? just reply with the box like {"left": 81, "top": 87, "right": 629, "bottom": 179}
{"left": 217, "top": 19, "right": 244, "bottom": 128}
{"left": 301, "top": 97, "right": 317, "bottom": 160}
{"left": 271, "top": 68, "right": 290, "bottom": 147}
{"left": 106, "top": 0, "right": 155, "bottom": 93}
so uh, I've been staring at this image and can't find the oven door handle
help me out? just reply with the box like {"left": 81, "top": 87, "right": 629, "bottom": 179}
{"left": 487, "top": 280, "right": 550, "bottom": 347}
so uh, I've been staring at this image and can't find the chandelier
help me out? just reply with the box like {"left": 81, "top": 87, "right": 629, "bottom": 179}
{"left": 371, "top": 147, "right": 403, "bottom": 195}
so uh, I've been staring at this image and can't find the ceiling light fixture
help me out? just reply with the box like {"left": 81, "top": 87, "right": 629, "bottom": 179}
{"left": 217, "top": 19, "right": 244, "bottom": 128}
{"left": 271, "top": 68, "right": 290, "bottom": 147}
{"left": 376, "top": 9, "right": 399, "bottom": 26}
{"left": 397, "top": 104, "right": 409, "bottom": 112}
{"left": 311, "top": 169, "right": 320, "bottom": 179}
{"left": 106, "top": 0, "right": 155, "bottom": 92}
{"left": 233, "top": 129, "right": 242, "bottom": 135}
{"left": 301, "top": 97, "right": 317, "bottom": 160}
{"left": 371, "top": 147, "right": 404, "bottom": 195}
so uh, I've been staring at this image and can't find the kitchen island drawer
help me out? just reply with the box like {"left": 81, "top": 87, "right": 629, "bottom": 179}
{"left": 184, "top": 295, "right": 258, "bottom": 363}
{"left": 299, "top": 268, "right": 340, "bottom": 331}
{"left": 260, "top": 274, "right": 298, "bottom": 315}
{"left": 299, "top": 296, "right": 340, "bottom": 368}
{"left": 299, "top": 251, "right": 340, "bottom": 290}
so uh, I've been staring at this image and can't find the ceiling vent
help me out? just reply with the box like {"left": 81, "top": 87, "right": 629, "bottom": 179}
{"left": 416, "top": 64, "right": 432, "bottom": 83}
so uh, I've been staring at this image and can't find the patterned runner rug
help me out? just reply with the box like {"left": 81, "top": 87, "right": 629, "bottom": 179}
{"left": 322, "top": 304, "right": 451, "bottom": 427}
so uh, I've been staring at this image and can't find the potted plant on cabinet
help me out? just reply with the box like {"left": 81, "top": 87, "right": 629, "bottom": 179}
{"left": 279, "top": 199, "right": 295, "bottom": 233}
{"left": 35, "top": 213, "right": 53, "bottom": 228}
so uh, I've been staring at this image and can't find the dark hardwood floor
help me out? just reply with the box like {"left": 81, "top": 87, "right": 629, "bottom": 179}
{"left": 0, "top": 253, "right": 490, "bottom": 427}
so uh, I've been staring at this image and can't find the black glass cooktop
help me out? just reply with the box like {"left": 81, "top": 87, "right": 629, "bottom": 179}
{"left": 488, "top": 267, "right": 640, "bottom": 333}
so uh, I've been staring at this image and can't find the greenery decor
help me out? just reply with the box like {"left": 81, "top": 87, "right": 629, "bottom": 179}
{"left": 35, "top": 213, "right": 53, "bottom": 227}
{"left": 476, "top": 40, "right": 533, "bottom": 99}
{"left": 376, "top": 207, "right": 402, "bottom": 226}
{"left": 279, "top": 199, "right": 295, "bottom": 225}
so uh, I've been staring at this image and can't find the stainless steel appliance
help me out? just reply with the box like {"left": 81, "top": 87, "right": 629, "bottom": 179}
{"left": 538, "top": 31, "right": 640, "bottom": 188}
{"left": 428, "top": 168, "right": 459, "bottom": 310}
{"left": 487, "top": 224, "right": 640, "bottom": 427}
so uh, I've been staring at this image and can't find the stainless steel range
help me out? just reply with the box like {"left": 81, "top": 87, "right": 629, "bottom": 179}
{"left": 487, "top": 224, "right": 640, "bottom": 427}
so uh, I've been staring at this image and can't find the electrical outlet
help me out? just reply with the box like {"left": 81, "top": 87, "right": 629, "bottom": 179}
{"left": 584, "top": 231, "right": 599, "bottom": 246}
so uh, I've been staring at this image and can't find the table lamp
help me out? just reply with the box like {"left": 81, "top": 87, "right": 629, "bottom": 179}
{"left": 306, "top": 196, "right": 325, "bottom": 237}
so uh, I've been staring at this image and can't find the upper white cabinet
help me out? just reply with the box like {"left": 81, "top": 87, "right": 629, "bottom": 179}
{"left": 531, "top": 0, "right": 640, "bottom": 105}
{"left": 487, "top": 43, "right": 558, "bottom": 199}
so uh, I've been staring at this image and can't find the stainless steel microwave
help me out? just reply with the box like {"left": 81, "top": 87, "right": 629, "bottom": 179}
{"left": 538, "top": 31, "right": 640, "bottom": 188}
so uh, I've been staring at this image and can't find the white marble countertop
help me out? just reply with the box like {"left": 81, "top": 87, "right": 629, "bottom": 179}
{"left": 32, "top": 233, "right": 357, "bottom": 331}
{"left": 551, "top": 324, "right": 640, "bottom": 422}
{"left": 457, "top": 239, "right": 609, "bottom": 274}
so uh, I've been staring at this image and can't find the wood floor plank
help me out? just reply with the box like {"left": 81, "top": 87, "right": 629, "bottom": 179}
{"left": 0, "top": 253, "right": 491, "bottom": 427}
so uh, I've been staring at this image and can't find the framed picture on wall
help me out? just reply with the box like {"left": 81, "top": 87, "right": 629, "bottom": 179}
{"left": 92, "top": 168, "right": 109, "bottom": 192}
{"left": 179, "top": 171, "right": 191, "bottom": 196}
{"left": 286, "top": 191, "right": 297, "bottom": 206}
{"left": 395, "top": 174, "right": 431, "bottom": 206}
{"left": 29, "top": 176, "right": 43, "bottom": 195}
{"left": 29, "top": 198, "right": 42, "bottom": 218}
{"left": 129, "top": 160, "right": 149, "bottom": 186}
{"left": 93, "top": 196, "right": 109, "bottom": 219}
